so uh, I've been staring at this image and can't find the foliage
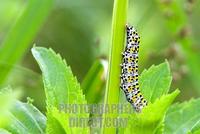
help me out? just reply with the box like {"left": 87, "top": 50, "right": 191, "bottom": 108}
{"left": 0, "top": 46, "right": 199, "bottom": 134}
{"left": 81, "top": 59, "right": 107, "bottom": 104}
{"left": 140, "top": 61, "right": 172, "bottom": 102}
{"left": 118, "top": 61, "right": 179, "bottom": 134}
{"left": 0, "top": 88, "right": 46, "bottom": 134}
{"left": 32, "top": 47, "right": 89, "bottom": 134}
{"left": 0, "top": 0, "right": 200, "bottom": 134}
{"left": 102, "top": 0, "right": 128, "bottom": 133}
{"left": 164, "top": 99, "right": 200, "bottom": 134}
{"left": 0, "top": 0, "right": 53, "bottom": 84}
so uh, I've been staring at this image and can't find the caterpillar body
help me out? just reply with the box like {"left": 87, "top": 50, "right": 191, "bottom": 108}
{"left": 120, "top": 24, "right": 148, "bottom": 112}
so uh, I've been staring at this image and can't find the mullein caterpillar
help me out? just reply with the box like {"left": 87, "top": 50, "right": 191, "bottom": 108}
{"left": 120, "top": 24, "right": 147, "bottom": 112}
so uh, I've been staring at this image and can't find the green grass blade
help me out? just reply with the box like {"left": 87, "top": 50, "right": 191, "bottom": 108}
{"left": 81, "top": 60, "right": 107, "bottom": 104}
{"left": 0, "top": 0, "right": 53, "bottom": 84}
{"left": 101, "top": 0, "right": 128, "bottom": 133}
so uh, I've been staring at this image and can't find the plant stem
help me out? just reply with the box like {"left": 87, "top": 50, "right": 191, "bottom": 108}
{"left": 101, "top": 0, "right": 128, "bottom": 133}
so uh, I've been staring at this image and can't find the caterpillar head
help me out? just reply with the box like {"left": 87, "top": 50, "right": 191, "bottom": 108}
{"left": 126, "top": 24, "right": 140, "bottom": 44}
{"left": 126, "top": 24, "right": 135, "bottom": 31}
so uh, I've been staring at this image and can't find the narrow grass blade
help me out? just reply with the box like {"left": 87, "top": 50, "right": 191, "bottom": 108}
{"left": 0, "top": 0, "right": 53, "bottom": 84}
{"left": 81, "top": 59, "right": 107, "bottom": 104}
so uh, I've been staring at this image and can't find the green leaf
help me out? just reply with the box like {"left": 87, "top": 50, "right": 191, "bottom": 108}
{"left": 0, "top": 87, "right": 17, "bottom": 127}
{"left": 2, "top": 63, "right": 45, "bottom": 111}
{"left": 0, "top": 88, "right": 46, "bottom": 134}
{"left": 118, "top": 61, "right": 175, "bottom": 134}
{"left": 46, "top": 108, "right": 66, "bottom": 134}
{"left": 101, "top": 0, "right": 128, "bottom": 133}
{"left": 32, "top": 47, "right": 89, "bottom": 133}
{"left": 0, "top": 0, "right": 53, "bottom": 84}
{"left": 140, "top": 61, "right": 172, "bottom": 102}
{"left": 155, "top": 121, "right": 165, "bottom": 134}
{"left": 0, "top": 129, "right": 11, "bottom": 134}
{"left": 81, "top": 59, "right": 107, "bottom": 104}
{"left": 164, "top": 98, "right": 200, "bottom": 134}
{"left": 4, "top": 101, "right": 46, "bottom": 134}
{"left": 191, "top": 129, "right": 200, "bottom": 134}
{"left": 125, "top": 90, "right": 180, "bottom": 134}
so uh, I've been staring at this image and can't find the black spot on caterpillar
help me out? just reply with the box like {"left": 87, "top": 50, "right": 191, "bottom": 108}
{"left": 120, "top": 24, "right": 148, "bottom": 112}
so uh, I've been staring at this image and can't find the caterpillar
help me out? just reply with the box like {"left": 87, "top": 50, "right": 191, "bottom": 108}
{"left": 120, "top": 24, "right": 148, "bottom": 112}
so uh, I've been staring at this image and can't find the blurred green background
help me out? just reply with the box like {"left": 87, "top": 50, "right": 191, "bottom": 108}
{"left": 0, "top": 0, "right": 200, "bottom": 112}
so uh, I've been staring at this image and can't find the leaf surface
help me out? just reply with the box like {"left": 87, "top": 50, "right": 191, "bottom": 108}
{"left": 32, "top": 47, "right": 89, "bottom": 134}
